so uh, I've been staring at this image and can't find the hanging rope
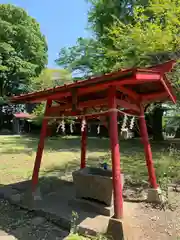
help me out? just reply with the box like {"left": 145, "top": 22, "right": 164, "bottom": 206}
{"left": 56, "top": 122, "right": 61, "bottom": 133}
{"left": 44, "top": 108, "right": 144, "bottom": 120}
{"left": 121, "top": 114, "right": 128, "bottom": 131}
{"left": 130, "top": 116, "right": 135, "bottom": 130}
{"left": 52, "top": 108, "right": 144, "bottom": 135}
{"left": 81, "top": 118, "right": 86, "bottom": 132}
{"left": 97, "top": 125, "right": 100, "bottom": 134}
{"left": 70, "top": 123, "right": 74, "bottom": 133}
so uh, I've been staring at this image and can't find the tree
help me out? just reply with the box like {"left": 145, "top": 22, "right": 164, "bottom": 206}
{"left": 0, "top": 4, "right": 48, "bottom": 97}
{"left": 105, "top": 1, "right": 180, "bottom": 68}
{"left": 105, "top": 0, "right": 180, "bottom": 140}
{"left": 87, "top": 0, "right": 149, "bottom": 41}
{"left": 31, "top": 68, "right": 72, "bottom": 91}
{"left": 56, "top": 0, "right": 180, "bottom": 140}
{"left": 32, "top": 68, "right": 72, "bottom": 126}
{"left": 56, "top": 38, "right": 112, "bottom": 76}
{"left": 56, "top": 0, "right": 150, "bottom": 76}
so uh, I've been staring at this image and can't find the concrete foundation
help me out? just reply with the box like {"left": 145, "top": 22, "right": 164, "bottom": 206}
{"left": 0, "top": 179, "right": 125, "bottom": 239}
{"left": 69, "top": 198, "right": 114, "bottom": 217}
{"left": 147, "top": 188, "right": 164, "bottom": 203}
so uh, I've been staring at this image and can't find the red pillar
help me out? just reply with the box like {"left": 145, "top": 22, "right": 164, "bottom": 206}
{"left": 108, "top": 87, "right": 123, "bottom": 219}
{"left": 31, "top": 100, "right": 52, "bottom": 192}
{"left": 139, "top": 105, "right": 158, "bottom": 189}
{"left": 80, "top": 118, "right": 87, "bottom": 169}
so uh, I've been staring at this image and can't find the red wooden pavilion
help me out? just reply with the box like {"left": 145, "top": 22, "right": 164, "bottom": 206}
{"left": 11, "top": 60, "right": 176, "bottom": 219}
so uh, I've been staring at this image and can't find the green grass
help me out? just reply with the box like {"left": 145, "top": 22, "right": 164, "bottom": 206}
{"left": 66, "top": 234, "right": 108, "bottom": 240}
{"left": 0, "top": 135, "right": 180, "bottom": 188}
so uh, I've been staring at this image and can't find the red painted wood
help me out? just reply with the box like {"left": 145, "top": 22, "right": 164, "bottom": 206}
{"left": 135, "top": 73, "right": 160, "bottom": 81}
{"left": 116, "top": 99, "right": 140, "bottom": 112}
{"left": 31, "top": 100, "right": 52, "bottom": 192}
{"left": 48, "top": 97, "right": 139, "bottom": 115}
{"left": 9, "top": 74, "right": 159, "bottom": 103}
{"left": 160, "top": 76, "right": 176, "bottom": 103}
{"left": 48, "top": 98, "right": 108, "bottom": 114}
{"left": 81, "top": 119, "right": 87, "bottom": 169}
{"left": 108, "top": 87, "right": 123, "bottom": 219}
{"left": 148, "top": 59, "right": 176, "bottom": 73}
{"left": 45, "top": 108, "right": 139, "bottom": 120}
{"left": 139, "top": 105, "right": 158, "bottom": 189}
{"left": 11, "top": 61, "right": 176, "bottom": 106}
{"left": 77, "top": 75, "right": 160, "bottom": 97}
{"left": 117, "top": 86, "right": 140, "bottom": 101}
{"left": 141, "top": 92, "right": 167, "bottom": 102}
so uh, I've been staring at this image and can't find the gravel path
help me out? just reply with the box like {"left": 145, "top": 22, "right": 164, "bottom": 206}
{"left": 0, "top": 199, "right": 68, "bottom": 240}
{"left": 124, "top": 200, "right": 180, "bottom": 240}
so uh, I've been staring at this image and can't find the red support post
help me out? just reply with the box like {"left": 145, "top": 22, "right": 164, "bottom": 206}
{"left": 139, "top": 105, "right": 158, "bottom": 189}
{"left": 108, "top": 87, "right": 123, "bottom": 219}
{"left": 80, "top": 118, "right": 87, "bottom": 169}
{"left": 31, "top": 100, "right": 52, "bottom": 192}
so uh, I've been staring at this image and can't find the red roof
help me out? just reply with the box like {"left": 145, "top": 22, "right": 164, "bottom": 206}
{"left": 10, "top": 61, "right": 176, "bottom": 113}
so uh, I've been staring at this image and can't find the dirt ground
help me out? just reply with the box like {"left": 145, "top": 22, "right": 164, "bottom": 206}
{"left": 1, "top": 196, "right": 180, "bottom": 240}
{"left": 0, "top": 136, "right": 180, "bottom": 239}
{"left": 123, "top": 201, "right": 180, "bottom": 240}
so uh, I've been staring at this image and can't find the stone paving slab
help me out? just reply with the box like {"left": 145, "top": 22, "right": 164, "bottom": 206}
{"left": 0, "top": 179, "right": 117, "bottom": 237}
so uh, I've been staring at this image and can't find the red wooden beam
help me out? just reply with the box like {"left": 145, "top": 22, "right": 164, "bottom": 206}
{"left": 48, "top": 98, "right": 108, "bottom": 115}
{"left": 12, "top": 74, "right": 162, "bottom": 104}
{"left": 31, "top": 99, "right": 52, "bottom": 192}
{"left": 135, "top": 73, "right": 160, "bottom": 81}
{"left": 48, "top": 97, "right": 140, "bottom": 117}
{"left": 77, "top": 74, "right": 160, "bottom": 97}
{"left": 117, "top": 86, "right": 140, "bottom": 101}
{"left": 11, "top": 61, "right": 175, "bottom": 104}
{"left": 160, "top": 76, "right": 176, "bottom": 103}
{"left": 141, "top": 92, "right": 167, "bottom": 102}
{"left": 139, "top": 105, "right": 158, "bottom": 189}
{"left": 44, "top": 108, "right": 140, "bottom": 120}
{"left": 108, "top": 87, "right": 123, "bottom": 219}
{"left": 116, "top": 99, "right": 140, "bottom": 112}
{"left": 148, "top": 60, "right": 176, "bottom": 73}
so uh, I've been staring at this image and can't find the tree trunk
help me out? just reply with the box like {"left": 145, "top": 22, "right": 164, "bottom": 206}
{"left": 152, "top": 105, "right": 164, "bottom": 141}
{"left": 175, "top": 127, "right": 180, "bottom": 138}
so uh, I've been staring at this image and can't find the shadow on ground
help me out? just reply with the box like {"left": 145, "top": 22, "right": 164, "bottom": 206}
{"left": 0, "top": 177, "right": 73, "bottom": 240}
{"left": 0, "top": 176, "right": 103, "bottom": 240}
{"left": 0, "top": 174, "right": 126, "bottom": 240}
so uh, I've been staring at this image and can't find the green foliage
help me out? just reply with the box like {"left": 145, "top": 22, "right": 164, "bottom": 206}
{"left": 0, "top": 4, "right": 48, "bottom": 96}
{"left": 87, "top": 0, "right": 149, "bottom": 40}
{"left": 106, "top": 0, "right": 180, "bottom": 69}
{"left": 56, "top": 38, "right": 112, "bottom": 76}
{"left": 57, "top": 0, "right": 180, "bottom": 78}
{"left": 31, "top": 68, "right": 72, "bottom": 125}
{"left": 32, "top": 103, "right": 45, "bottom": 126}
{"left": 56, "top": 0, "right": 151, "bottom": 76}
{"left": 30, "top": 68, "right": 72, "bottom": 91}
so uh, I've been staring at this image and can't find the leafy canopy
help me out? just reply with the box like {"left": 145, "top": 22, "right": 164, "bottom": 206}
{"left": 56, "top": 38, "right": 111, "bottom": 76}
{"left": 31, "top": 68, "right": 72, "bottom": 125}
{"left": 106, "top": 0, "right": 180, "bottom": 70}
{"left": 0, "top": 4, "right": 48, "bottom": 96}
{"left": 57, "top": 0, "right": 180, "bottom": 79}
{"left": 31, "top": 68, "right": 72, "bottom": 91}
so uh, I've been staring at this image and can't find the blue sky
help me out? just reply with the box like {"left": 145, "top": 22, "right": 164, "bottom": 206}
{"left": 0, "top": 0, "right": 90, "bottom": 68}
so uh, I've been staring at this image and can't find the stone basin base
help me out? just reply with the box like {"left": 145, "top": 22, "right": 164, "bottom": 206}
{"left": 69, "top": 197, "right": 114, "bottom": 216}
{"left": 72, "top": 167, "right": 124, "bottom": 206}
